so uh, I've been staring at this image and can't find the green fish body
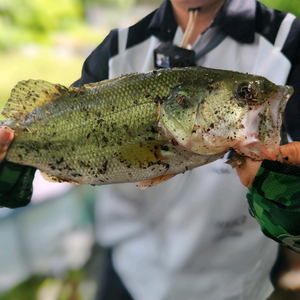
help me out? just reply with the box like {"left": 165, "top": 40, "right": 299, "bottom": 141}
{"left": 1, "top": 67, "right": 293, "bottom": 188}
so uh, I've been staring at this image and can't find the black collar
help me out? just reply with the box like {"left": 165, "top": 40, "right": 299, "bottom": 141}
{"left": 148, "top": 0, "right": 256, "bottom": 44}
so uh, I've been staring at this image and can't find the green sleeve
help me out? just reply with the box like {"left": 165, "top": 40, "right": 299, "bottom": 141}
{"left": 247, "top": 160, "right": 300, "bottom": 253}
{"left": 0, "top": 161, "right": 36, "bottom": 209}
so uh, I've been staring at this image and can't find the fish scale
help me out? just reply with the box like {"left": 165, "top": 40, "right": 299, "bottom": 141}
{"left": 0, "top": 66, "right": 293, "bottom": 188}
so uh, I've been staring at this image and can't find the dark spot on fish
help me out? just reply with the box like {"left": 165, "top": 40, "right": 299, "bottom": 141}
{"left": 102, "top": 136, "right": 108, "bottom": 143}
{"left": 148, "top": 126, "right": 158, "bottom": 134}
{"left": 98, "top": 160, "right": 108, "bottom": 175}
{"left": 171, "top": 138, "right": 179, "bottom": 146}
{"left": 56, "top": 157, "right": 64, "bottom": 165}
{"left": 97, "top": 118, "right": 104, "bottom": 125}
{"left": 71, "top": 173, "right": 82, "bottom": 177}
{"left": 154, "top": 95, "right": 163, "bottom": 104}
{"left": 175, "top": 94, "right": 187, "bottom": 107}
{"left": 143, "top": 91, "right": 150, "bottom": 98}
{"left": 111, "top": 122, "right": 116, "bottom": 132}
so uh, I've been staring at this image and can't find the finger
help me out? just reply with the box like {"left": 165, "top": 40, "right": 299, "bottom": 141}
{"left": 0, "top": 126, "right": 15, "bottom": 162}
{"left": 280, "top": 142, "right": 300, "bottom": 164}
{"left": 236, "top": 158, "right": 261, "bottom": 188}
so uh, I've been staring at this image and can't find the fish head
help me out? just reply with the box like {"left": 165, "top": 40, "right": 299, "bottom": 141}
{"left": 227, "top": 74, "right": 293, "bottom": 160}
{"left": 160, "top": 68, "right": 293, "bottom": 161}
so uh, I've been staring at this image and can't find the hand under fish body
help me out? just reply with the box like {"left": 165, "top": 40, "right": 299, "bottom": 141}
{"left": 0, "top": 66, "right": 293, "bottom": 188}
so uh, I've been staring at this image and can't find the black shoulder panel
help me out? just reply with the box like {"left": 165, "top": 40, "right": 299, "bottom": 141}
{"left": 73, "top": 29, "right": 119, "bottom": 86}
{"left": 126, "top": 11, "right": 156, "bottom": 50}
{"left": 255, "top": 2, "right": 286, "bottom": 45}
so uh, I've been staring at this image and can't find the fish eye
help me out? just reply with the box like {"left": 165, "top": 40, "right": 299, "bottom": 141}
{"left": 236, "top": 83, "right": 257, "bottom": 101}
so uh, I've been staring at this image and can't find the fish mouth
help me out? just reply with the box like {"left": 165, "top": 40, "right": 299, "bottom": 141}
{"left": 237, "top": 85, "right": 293, "bottom": 161}
{"left": 270, "top": 85, "right": 293, "bottom": 128}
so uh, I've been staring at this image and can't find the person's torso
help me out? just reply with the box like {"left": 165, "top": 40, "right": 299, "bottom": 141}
{"left": 95, "top": 6, "right": 296, "bottom": 300}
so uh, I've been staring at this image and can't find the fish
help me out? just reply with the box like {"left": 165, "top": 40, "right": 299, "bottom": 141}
{"left": 0, "top": 66, "right": 293, "bottom": 189}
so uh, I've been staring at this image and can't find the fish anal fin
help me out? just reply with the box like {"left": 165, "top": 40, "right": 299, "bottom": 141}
{"left": 3, "top": 80, "right": 69, "bottom": 119}
{"left": 136, "top": 174, "right": 176, "bottom": 189}
{"left": 40, "top": 171, "right": 80, "bottom": 185}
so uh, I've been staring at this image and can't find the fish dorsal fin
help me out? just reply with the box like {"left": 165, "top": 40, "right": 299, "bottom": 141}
{"left": 2, "top": 79, "right": 69, "bottom": 119}
{"left": 70, "top": 73, "right": 137, "bottom": 91}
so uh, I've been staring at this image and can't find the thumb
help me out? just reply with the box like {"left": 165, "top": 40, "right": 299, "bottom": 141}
{"left": 236, "top": 158, "right": 261, "bottom": 188}
{"left": 280, "top": 142, "right": 300, "bottom": 164}
{"left": 0, "top": 126, "right": 15, "bottom": 162}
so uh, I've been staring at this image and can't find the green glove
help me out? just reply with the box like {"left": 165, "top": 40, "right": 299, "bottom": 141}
{"left": 247, "top": 160, "right": 300, "bottom": 253}
{"left": 0, "top": 161, "right": 36, "bottom": 209}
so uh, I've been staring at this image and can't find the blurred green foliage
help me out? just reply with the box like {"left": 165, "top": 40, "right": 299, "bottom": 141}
{"left": 260, "top": 0, "right": 300, "bottom": 18}
{"left": 0, "top": 0, "right": 85, "bottom": 49}
{"left": 0, "top": 269, "right": 87, "bottom": 300}
{"left": 81, "top": 0, "right": 136, "bottom": 9}
{"left": 0, "top": 275, "right": 46, "bottom": 300}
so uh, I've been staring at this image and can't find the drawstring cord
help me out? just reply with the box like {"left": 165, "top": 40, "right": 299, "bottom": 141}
{"left": 180, "top": 8, "right": 200, "bottom": 48}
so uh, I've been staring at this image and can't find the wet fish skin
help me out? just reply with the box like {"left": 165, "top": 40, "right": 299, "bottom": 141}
{"left": 0, "top": 66, "right": 293, "bottom": 187}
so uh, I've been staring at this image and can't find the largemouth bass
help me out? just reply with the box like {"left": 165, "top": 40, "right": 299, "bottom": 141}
{"left": 1, "top": 67, "right": 293, "bottom": 188}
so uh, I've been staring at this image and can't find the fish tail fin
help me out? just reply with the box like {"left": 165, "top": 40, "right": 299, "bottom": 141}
{"left": 2, "top": 79, "right": 69, "bottom": 119}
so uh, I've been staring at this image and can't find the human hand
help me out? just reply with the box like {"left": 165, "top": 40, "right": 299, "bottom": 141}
{"left": 0, "top": 126, "right": 14, "bottom": 162}
{"left": 236, "top": 142, "right": 300, "bottom": 188}
{"left": 0, "top": 126, "right": 36, "bottom": 209}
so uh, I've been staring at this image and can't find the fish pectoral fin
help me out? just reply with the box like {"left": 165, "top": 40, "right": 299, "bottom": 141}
{"left": 2, "top": 80, "right": 69, "bottom": 119}
{"left": 40, "top": 171, "right": 80, "bottom": 185}
{"left": 136, "top": 174, "right": 176, "bottom": 189}
{"left": 117, "top": 141, "right": 169, "bottom": 168}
